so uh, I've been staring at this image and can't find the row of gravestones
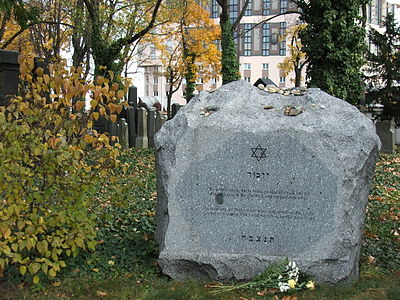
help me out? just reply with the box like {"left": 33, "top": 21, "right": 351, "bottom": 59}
{"left": 0, "top": 49, "right": 396, "bottom": 151}
{"left": 0, "top": 49, "right": 186, "bottom": 149}
{"left": 95, "top": 86, "right": 185, "bottom": 149}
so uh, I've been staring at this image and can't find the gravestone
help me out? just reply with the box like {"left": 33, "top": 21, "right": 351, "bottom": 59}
{"left": 147, "top": 107, "right": 156, "bottom": 148}
{"left": 135, "top": 108, "right": 148, "bottom": 148}
{"left": 0, "top": 50, "right": 20, "bottom": 106}
{"left": 108, "top": 120, "right": 118, "bottom": 146}
{"left": 171, "top": 103, "right": 183, "bottom": 118}
{"left": 118, "top": 118, "right": 129, "bottom": 149}
{"left": 155, "top": 111, "right": 163, "bottom": 133}
{"left": 127, "top": 106, "right": 137, "bottom": 148}
{"left": 155, "top": 81, "right": 381, "bottom": 284}
{"left": 375, "top": 120, "right": 396, "bottom": 153}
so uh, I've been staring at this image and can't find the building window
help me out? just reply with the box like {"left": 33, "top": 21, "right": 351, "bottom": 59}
{"left": 368, "top": 4, "right": 372, "bottom": 23}
{"left": 262, "top": 24, "right": 270, "bottom": 56}
{"left": 244, "top": 0, "right": 252, "bottom": 16}
{"left": 150, "top": 47, "right": 157, "bottom": 59}
{"left": 229, "top": 0, "right": 238, "bottom": 24}
{"left": 280, "top": 76, "right": 286, "bottom": 83}
{"left": 263, "top": 0, "right": 270, "bottom": 15}
{"left": 375, "top": 0, "right": 381, "bottom": 25}
{"left": 196, "top": 78, "right": 204, "bottom": 84}
{"left": 279, "top": 22, "right": 287, "bottom": 56}
{"left": 243, "top": 23, "right": 252, "bottom": 56}
{"left": 211, "top": 77, "right": 217, "bottom": 84}
{"left": 153, "top": 90, "right": 159, "bottom": 96}
{"left": 244, "top": 77, "right": 251, "bottom": 82}
{"left": 243, "top": 63, "right": 251, "bottom": 70}
{"left": 262, "top": 63, "right": 269, "bottom": 70}
{"left": 153, "top": 77, "right": 159, "bottom": 84}
{"left": 280, "top": 0, "right": 288, "bottom": 13}
{"left": 211, "top": 0, "right": 218, "bottom": 18}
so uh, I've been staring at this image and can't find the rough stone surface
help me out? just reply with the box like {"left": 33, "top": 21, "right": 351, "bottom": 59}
{"left": 155, "top": 81, "right": 381, "bottom": 284}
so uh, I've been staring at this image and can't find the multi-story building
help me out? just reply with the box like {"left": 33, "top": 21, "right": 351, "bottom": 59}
{"left": 136, "top": 0, "right": 398, "bottom": 107}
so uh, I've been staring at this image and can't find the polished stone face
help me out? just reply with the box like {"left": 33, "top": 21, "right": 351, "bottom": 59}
{"left": 155, "top": 81, "right": 380, "bottom": 283}
{"left": 174, "top": 134, "right": 337, "bottom": 256}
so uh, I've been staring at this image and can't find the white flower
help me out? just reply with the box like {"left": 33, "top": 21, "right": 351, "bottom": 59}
{"left": 278, "top": 282, "right": 290, "bottom": 292}
{"left": 278, "top": 275, "right": 283, "bottom": 280}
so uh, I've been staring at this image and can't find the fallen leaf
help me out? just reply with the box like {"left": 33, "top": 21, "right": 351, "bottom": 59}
{"left": 96, "top": 290, "right": 108, "bottom": 297}
{"left": 367, "top": 255, "right": 376, "bottom": 264}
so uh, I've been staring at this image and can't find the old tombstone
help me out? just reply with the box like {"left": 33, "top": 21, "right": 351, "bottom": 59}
{"left": 0, "top": 50, "right": 20, "bottom": 107}
{"left": 108, "top": 120, "right": 118, "bottom": 146}
{"left": 128, "top": 86, "right": 138, "bottom": 109}
{"left": 147, "top": 107, "right": 156, "bottom": 148}
{"left": 127, "top": 106, "right": 137, "bottom": 148}
{"left": 118, "top": 118, "right": 129, "bottom": 149}
{"left": 375, "top": 120, "right": 396, "bottom": 153}
{"left": 135, "top": 108, "right": 148, "bottom": 148}
{"left": 155, "top": 110, "right": 163, "bottom": 133}
{"left": 155, "top": 81, "right": 381, "bottom": 284}
{"left": 171, "top": 103, "right": 183, "bottom": 118}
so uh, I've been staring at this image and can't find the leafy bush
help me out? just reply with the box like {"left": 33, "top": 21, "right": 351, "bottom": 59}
{"left": 0, "top": 56, "right": 127, "bottom": 284}
{"left": 58, "top": 148, "right": 159, "bottom": 280}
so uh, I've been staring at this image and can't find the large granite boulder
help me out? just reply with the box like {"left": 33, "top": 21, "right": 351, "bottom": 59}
{"left": 154, "top": 81, "right": 381, "bottom": 284}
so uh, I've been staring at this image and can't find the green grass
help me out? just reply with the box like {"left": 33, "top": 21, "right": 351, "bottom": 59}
{"left": 1, "top": 149, "right": 399, "bottom": 300}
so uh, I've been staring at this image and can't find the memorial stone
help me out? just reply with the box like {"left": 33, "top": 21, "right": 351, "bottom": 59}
{"left": 155, "top": 81, "right": 381, "bottom": 284}
{"left": 0, "top": 50, "right": 19, "bottom": 106}
{"left": 375, "top": 120, "right": 396, "bottom": 153}
{"left": 118, "top": 118, "right": 129, "bottom": 149}
{"left": 135, "top": 108, "right": 148, "bottom": 148}
{"left": 171, "top": 103, "right": 183, "bottom": 118}
{"left": 108, "top": 120, "right": 118, "bottom": 146}
{"left": 155, "top": 111, "right": 163, "bottom": 133}
{"left": 147, "top": 107, "right": 156, "bottom": 148}
{"left": 127, "top": 106, "right": 137, "bottom": 147}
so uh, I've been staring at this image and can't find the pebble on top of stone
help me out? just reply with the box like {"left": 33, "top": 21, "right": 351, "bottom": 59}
{"left": 201, "top": 84, "right": 309, "bottom": 117}
{"left": 257, "top": 83, "right": 308, "bottom": 96}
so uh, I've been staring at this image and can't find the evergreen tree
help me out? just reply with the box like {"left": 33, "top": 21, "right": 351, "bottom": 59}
{"left": 296, "top": 0, "right": 368, "bottom": 104}
{"left": 365, "top": 13, "right": 400, "bottom": 121}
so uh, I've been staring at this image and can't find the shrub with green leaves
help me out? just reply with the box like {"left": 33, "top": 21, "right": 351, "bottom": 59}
{"left": 0, "top": 56, "right": 126, "bottom": 284}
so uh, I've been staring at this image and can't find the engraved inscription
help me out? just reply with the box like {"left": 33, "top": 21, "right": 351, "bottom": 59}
{"left": 208, "top": 187, "right": 310, "bottom": 201}
{"left": 176, "top": 134, "right": 337, "bottom": 255}
{"left": 247, "top": 172, "right": 266, "bottom": 179}
{"left": 241, "top": 235, "right": 275, "bottom": 243}
{"left": 203, "top": 206, "right": 315, "bottom": 220}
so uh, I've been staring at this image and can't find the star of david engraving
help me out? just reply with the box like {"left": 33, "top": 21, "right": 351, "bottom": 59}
{"left": 251, "top": 144, "right": 267, "bottom": 162}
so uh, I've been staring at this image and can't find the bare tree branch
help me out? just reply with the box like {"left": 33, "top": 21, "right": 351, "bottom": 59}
{"left": 125, "top": 0, "right": 163, "bottom": 45}
{"left": 232, "top": 0, "right": 250, "bottom": 30}
{"left": 1, "top": 21, "right": 75, "bottom": 49}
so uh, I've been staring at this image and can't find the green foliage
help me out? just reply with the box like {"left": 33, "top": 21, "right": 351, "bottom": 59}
{"left": 362, "top": 153, "right": 400, "bottom": 272}
{"left": 220, "top": 22, "right": 240, "bottom": 85}
{"left": 0, "top": 151, "right": 400, "bottom": 298}
{"left": 297, "top": 0, "right": 368, "bottom": 104}
{"left": 0, "top": 57, "right": 123, "bottom": 284}
{"left": 0, "top": 0, "right": 39, "bottom": 29}
{"left": 57, "top": 149, "right": 158, "bottom": 280}
{"left": 365, "top": 14, "right": 400, "bottom": 122}
{"left": 183, "top": 47, "right": 196, "bottom": 102}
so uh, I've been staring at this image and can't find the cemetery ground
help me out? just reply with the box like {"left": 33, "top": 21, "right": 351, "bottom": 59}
{"left": 0, "top": 149, "right": 399, "bottom": 300}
